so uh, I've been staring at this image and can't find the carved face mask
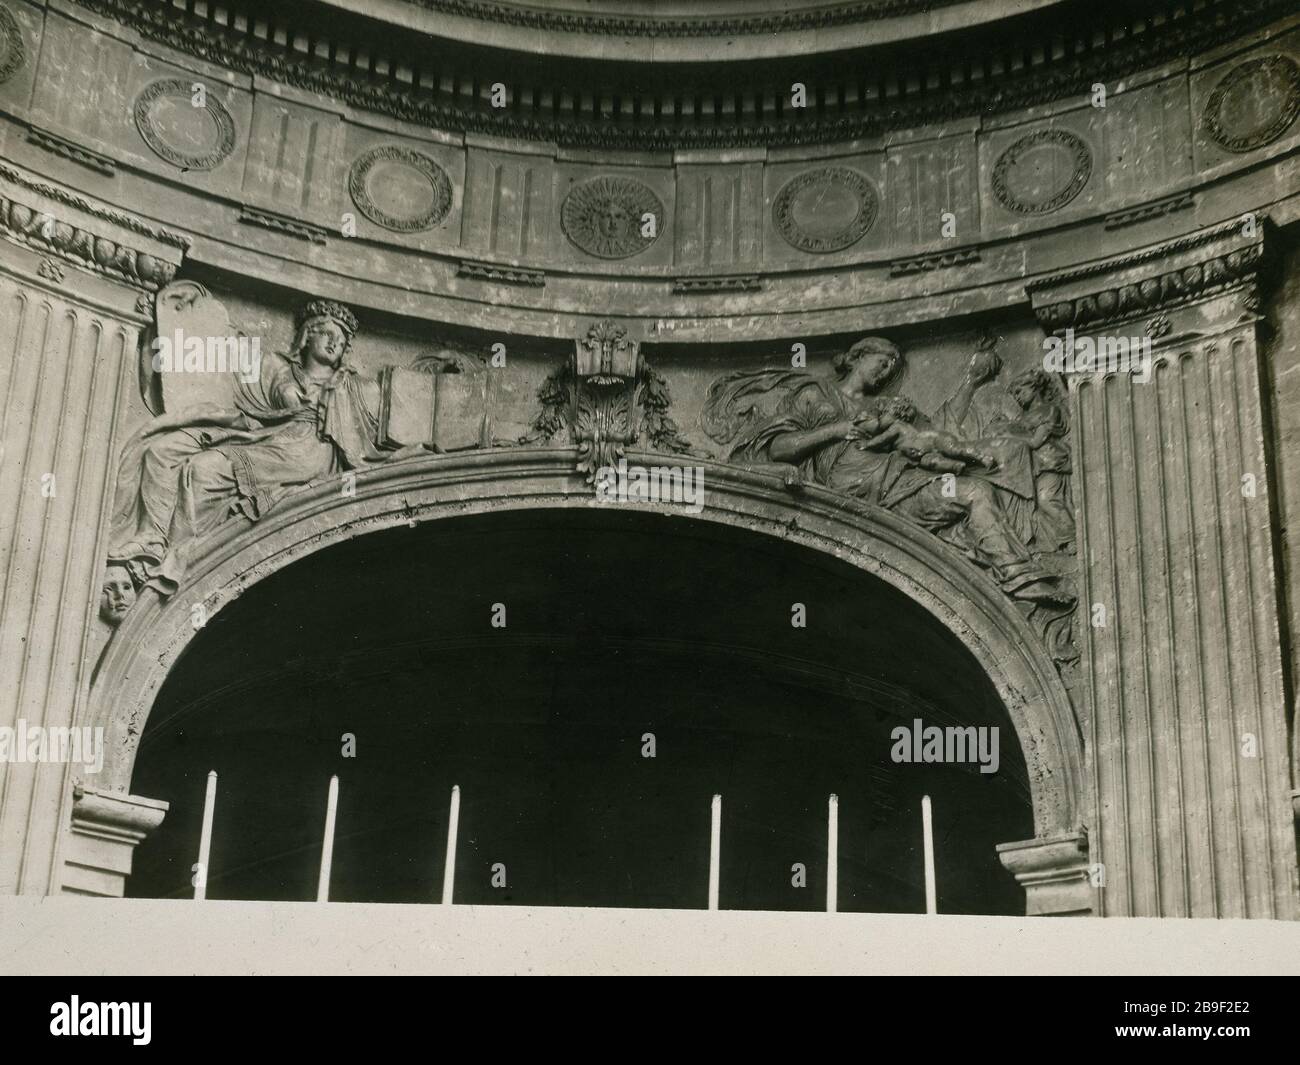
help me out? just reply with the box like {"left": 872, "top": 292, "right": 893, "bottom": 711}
{"left": 99, "top": 566, "right": 136, "bottom": 626}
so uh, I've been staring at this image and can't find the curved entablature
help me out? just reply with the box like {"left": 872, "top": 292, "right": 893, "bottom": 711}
{"left": 86, "top": 448, "right": 1086, "bottom": 840}
{"left": 313, "top": 0, "right": 1063, "bottom": 63}
{"left": 0, "top": 2, "right": 1296, "bottom": 338}
{"left": 45, "top": 0, "right": 1293, "bottom": 150}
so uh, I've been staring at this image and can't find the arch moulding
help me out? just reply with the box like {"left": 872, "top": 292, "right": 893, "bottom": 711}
{"left": 71, "top": 447, "right": 1093, "bottom": 913}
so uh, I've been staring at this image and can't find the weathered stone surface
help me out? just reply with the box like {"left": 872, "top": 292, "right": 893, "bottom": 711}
{"left": 0, "top": 0, "right": 1296, "bottom": 926}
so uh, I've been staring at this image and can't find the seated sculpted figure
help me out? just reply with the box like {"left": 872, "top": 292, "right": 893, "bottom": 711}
{"left": 702, "top": 337, "right": 1070, "bottom": 605}
{"left": 108, "top": 299, "right": 398, "bottom": 598}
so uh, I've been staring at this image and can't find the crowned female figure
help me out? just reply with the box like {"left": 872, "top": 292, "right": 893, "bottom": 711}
{"left": 108, "top": 299, "right": 389, "bottom": 597}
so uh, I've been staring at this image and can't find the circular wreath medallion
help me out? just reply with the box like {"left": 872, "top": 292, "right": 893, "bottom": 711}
{"left": 0, "top": 5, "right": 26, "bottom": 86}
{"left": 1202, "top": 55, "right": 1300, "bottom": 153}
{"left": 348, "top": 145, "right": 453, "bottom": 232}
{"left": 560, "top": 176, "right": 664, "bottom": 259}
{"left": 991, "top": 129, "right": 1092, "bottom": 215}
{"left": 772, "top": 167, "right": 877, "bottom": 254}
{"left": 133, "top": 79, "right": 235, "bottom": 171}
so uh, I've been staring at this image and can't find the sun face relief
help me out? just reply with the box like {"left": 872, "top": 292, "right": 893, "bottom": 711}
{"left": 560, "top": 176, "right": 664, "bottom": 259}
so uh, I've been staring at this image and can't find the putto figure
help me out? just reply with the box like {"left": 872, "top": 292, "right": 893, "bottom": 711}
{"left": 108, "top": 299, "right": 393, "bottom": 597}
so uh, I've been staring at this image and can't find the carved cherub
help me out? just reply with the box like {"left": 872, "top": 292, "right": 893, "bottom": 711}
{"left": 852, "top": 395, "right": 999, "bottom": 474}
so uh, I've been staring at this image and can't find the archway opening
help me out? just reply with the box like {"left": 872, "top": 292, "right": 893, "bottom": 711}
{"left": 126, "top": 507, "right": 1033, "bottom": 913}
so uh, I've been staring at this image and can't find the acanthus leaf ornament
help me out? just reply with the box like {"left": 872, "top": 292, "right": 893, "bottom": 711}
{"left": 523, "top": 320, "right": 698, "bottom": 483}
{"left": 571, "top": 320, "right": 642, "bottom": 480}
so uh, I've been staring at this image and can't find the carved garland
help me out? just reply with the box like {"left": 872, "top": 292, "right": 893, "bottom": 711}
{"left": 1032, "top": 244, "right": 1265, "bottom": 333}
{"left": 0, "top": 163, "right": 191, "bottom": 249}
{"left": 347, "top": 145, "right": 453, "bottom": 233}
{"left": 1202, "top": 54, "right": 1300, "bottom": 153}
{"left": 0, "top": 4, "right": 25, "bottom": 85}
{"left": 991, "top": 129, "right": 1092, "bottom": 215}
{"left": 523, "top": 321, "right": 697, "bottom": 480}
{"left": 133, "top": 78, "right": 236, "bottom": 171}
{"left": 0, "top": 189, "right": 178, "bottom": 290}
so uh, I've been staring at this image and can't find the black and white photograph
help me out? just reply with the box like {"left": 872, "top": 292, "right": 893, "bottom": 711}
{"left": 0, "top": 0, "right": 1297, "bottom": 1006}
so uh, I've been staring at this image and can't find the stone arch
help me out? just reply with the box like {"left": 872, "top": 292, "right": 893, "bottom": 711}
{"left": 84, "top": 447, "right": 1086, "bottom": 850}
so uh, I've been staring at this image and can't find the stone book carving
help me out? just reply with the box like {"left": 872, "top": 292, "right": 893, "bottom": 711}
{"left": 377, "top": 363, "right": 491, "bottom": 451}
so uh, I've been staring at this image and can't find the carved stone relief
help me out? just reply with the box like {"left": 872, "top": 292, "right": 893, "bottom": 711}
{"left": 1029, "top": 222, "right": 1268, "bottom": 333}
{"left": 134, "top": 78, "right": 236, "bottom": 171}
{"left": 0, "top": 4, "right": 25, "bottom": 85}
{"left": 106, "top": 295, "right": 489, "bottom": 612}
{"left": 348, "top": 145, "right": 454, "bottom": 232}
{"left": 98, "top": 565, "right": 136, "bottom": 627}
{"left": 700, "top": 336, "right": 1078, "bottom": 666}
{"left": 991, "top": 129, "right": 1092, "bottom": 215}
{"left": 1202, "top": 54, "right": 1300, "bottom": 153}
{"left": 523, "top": 319, "right": 697, "bottom": 480}
{"left": 560, "top": 177, "right": 663, "bottom": 258}
{"left": 772, "top": 167, "right": 877, "bottom": 253}
{"left": 0, "top": 178, "right": 179, "bottom": 290}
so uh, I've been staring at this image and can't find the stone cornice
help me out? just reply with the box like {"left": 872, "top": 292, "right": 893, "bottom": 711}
{"left": 996, "top": 829, "right": 1092, "bottom": 915}
{"left": 70, "top": 786, "right": 167, "bottom": 843}
{"left": 72, "top": 0, "right": 1294, "bottom": 151}
{"left": 26, "top": 125, "right": 118, "bottom": 177}
{"left": 1027, "top": 217, "right": 1277, "bottom": 334}
{"left": 0, "top": 166, "right": 187, "bottom": 291}
{"left": 458, "top": 259, "right": 546, "bottom": 287}
{"left": 390, "top": 0, "right": 969, "bottom": 37}
{"left": 0, "top": 163, "right": 190, "bottom": 250}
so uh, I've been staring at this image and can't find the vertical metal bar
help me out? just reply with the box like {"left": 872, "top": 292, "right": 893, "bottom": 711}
{"left": 194, "top": 770, "right": 217, "bottom": 901}
{"left": 922, "top": 794, "right": 937, "bottom": 915}
{"left": 708, "top": 793, "right": 721, "bottom": 910}
{"left": 316, "top": 775, "right": 339, "bottom": 903}
{"left": 827, "top": 793, "right": 838, "bottom": 913}
{"left": 441, "top": 784, "right": 460, "bottom": 905}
